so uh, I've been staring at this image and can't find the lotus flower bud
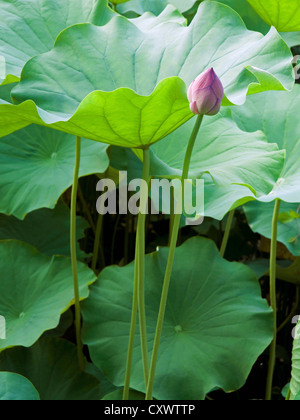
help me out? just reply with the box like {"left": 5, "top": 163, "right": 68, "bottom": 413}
{"left": 187, "top": 68, "right": 224, "bottom": 116}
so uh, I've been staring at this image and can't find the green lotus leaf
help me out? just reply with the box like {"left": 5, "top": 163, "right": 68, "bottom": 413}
{"left": 82, "top": 236, "right": 273, "bottom": 400}
{"left": 0, "top": 240, "right": 96, "bottom": 351}
{"left": 118, "top": 0, "right": 197, "bottom": 14}
{"left": 9, "top": 1, "right": 293, "bottom": 147}
{"left": 0, "top": 202, "right": 88, "bottom": 258}
{"left": 247, "top": 0, "right": 300, "bottom": 31}
{"left": 0, "top": 372, "right": 40, "bottom": 401}
{"left": 0, "top": 338, "right": 101, "bottom": 400}
{"left": 290, "top": 318, "right": 300, "bottom": 400}
{"left": 232, "top": 85, "right": 300, "bottom": 203}
{"left": 244, "top": 201, "right": 300, "bottom": 256}
{"left": 0, "top": 0, "right": 114, "bottom": 85}
{"left": 0, "top": 125, "right": 109, "bottom": 219}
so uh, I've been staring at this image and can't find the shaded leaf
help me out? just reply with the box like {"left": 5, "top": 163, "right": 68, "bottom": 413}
{"left": 0, "top": 202, "right": 88, "bottom": 258}
{"left": 82, "top": 236, "right": 273, "bottom": 400}
{"left": 0, "top": 338, "right": 101, "bottom": 400}
{"left": 110, "top": 110, "right": 285, "bottom": 220}
{"left": 0, "top": 125, "right": 109, "bottom": 219}
{"left": 0, "top": 240, "right": 96, "bottom": 351}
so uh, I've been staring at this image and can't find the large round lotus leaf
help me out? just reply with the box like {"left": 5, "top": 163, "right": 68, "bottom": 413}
{"left": 0, "top": 372, "right": 40, "bottom": 401}
{"left": 110, "top": 109, "right": 284, "bottom": 220}
{"left": 82, "top": 236, "right": 273, "bottom": 400}
{"left": 290, "top": 319, "right": 300, "bottom": 400}
{"left": 247, "top": 0, "right": 300, "bottom": 31}
{"left": 231, "top": 84, "right": 300, "bottom": 204}
{"left": 244, "top": 201, "right": 300, "bottom": 256}
{"left": 0, "top": 202, "right": 88, "bottom": 258}
{"left": 0, "top": 338, "right": 101, "bottom": 400}
{"left": 118, "top": 0, "right": 197, "bottom": 14}
{"left": 9, "top": 2, "right": 293, "bottom": 147}
{"left": 0, "top": 0, "right": 114, "bottom": 85}
{"left": 0, "top": 240, "right": 96, "bottom": 351}
{"left": 0, "top": 124, "right": 109, "bottom": 219}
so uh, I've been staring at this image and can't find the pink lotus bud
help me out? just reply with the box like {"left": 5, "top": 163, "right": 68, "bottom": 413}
{"left": 187, "top": 68, "right": 224, "bottom": 116}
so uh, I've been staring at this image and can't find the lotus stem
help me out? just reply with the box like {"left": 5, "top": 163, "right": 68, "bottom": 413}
{"left": 146, "top": 115, "right": 204, "bottom": 400}
{"left": 123, "top": 147, "right": 150, "bottom": 400}
{"left": 70, "top": 136, "right": 85, "bottom": 371}
{"left": 220, "top": 209, "right": 235, "bottom": 258}
{"left": 265, "top": 198, "right": 281, "bottom": 400}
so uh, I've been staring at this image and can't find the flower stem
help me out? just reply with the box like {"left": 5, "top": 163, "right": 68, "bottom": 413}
{"left": 123, "top": 147, "right": 150, "bottom": 399}
{"left": 70, "top": 136, "right": 85, "bottom": 371}
{"left": 145, "top": 115, "right": 203, "bottom": 400}
{"left": 220, "top": 210, "right": 235, "bottom": 258}
{"left": 265, "top": 198, "right": 281, "bottom": 401}
{"left": 91, "top": 213, "right": 104, "bottom": 272}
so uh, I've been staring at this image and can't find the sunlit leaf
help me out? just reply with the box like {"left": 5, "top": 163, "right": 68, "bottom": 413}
{"left": 7, "top": 2, "right": 293, "bottom": 147}
{"left": 0, "top": 202, "right": 88, "bottom": 258}
{"left": 247, "top": 0, "right": 300, "bottom": 31}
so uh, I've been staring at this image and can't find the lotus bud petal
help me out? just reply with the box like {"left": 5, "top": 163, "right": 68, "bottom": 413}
{"left": 188, "top": 68, "right": 224, "bottom": 116}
